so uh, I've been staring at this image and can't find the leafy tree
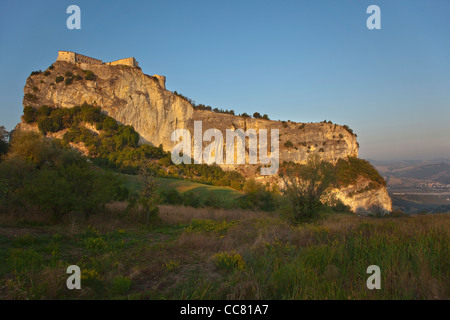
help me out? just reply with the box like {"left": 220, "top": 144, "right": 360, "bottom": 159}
{"left": 137, "top": 166, "right": 160, "bottom": 224}
{"left": 253, "top": 112, "right": 262, "bottom": 119}
{"left": 281, "top": 154, "right": 335, "bottom": 223}
{"left": 21, "top": 168, "right": 78, "bottom": 222}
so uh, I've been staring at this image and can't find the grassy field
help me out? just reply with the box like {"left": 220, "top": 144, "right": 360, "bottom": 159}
{"left": 0, "top": 205, "right": 448, "bottom": 300}
{"left": 123, "top": 174, "right": 244, "bottom": 208}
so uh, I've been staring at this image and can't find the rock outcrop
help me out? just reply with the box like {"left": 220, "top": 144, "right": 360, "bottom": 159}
{"left": 20, "top": 59, "right": 392, "bottom": 214}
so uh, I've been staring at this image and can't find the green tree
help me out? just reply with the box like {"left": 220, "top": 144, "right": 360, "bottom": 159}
{"left": 21, "top": 168, "right": 78, "bottom": 222}
{"left": 137, "top": 166, "right": 160, "bottom": 224}
{"left": 281, "top": 154, "right": 335, "bottom": 223}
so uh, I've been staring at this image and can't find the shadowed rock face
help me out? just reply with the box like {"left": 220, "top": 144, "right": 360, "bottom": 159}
{"left": 20, "top": 60, "right": 392, "bottom": 214}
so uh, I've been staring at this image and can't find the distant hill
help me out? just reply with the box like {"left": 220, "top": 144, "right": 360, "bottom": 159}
{"left": 370, "top": 159, "right": 450, "bottom": 213}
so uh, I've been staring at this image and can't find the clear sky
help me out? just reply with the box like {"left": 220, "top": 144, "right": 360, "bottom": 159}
{"left": 0, "top": 0, "right": 449, "bottom": 161}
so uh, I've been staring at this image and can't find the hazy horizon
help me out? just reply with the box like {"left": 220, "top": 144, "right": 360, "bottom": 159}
{"left": 1, "top": 0, "right": 449, "bottom": 161}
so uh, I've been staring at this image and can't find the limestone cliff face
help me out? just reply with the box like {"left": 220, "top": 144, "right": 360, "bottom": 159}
{"left": 23, "top": 61, "right": 193, "bottom": 148}
{"left": 20, "top": 59, "right": 392, "bottom": 214}
{"left": 193, "top": 110, "right": 359, "bottom": 165}
{"left": 330, "top": 178, "right": 393, "bottom": 214}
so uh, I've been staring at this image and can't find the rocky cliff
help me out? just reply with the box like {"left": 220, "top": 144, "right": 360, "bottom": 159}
{"left": 20, "top": 59, "right": 392, "bottom": 214}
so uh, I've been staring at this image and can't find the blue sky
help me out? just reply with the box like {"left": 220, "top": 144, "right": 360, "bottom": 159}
{"left": 0, "top": 0, "right": 449, "bottom": 160}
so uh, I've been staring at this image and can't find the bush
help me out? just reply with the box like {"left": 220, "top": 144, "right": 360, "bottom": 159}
{"left": 30, "top": 70, "right": 42, "bottom": 76}
{"left": 182, "top": 191, "right": 201, "bottom": 208}
{"left": 342, "top": 125, "right": 354, "bottom": 135}
{"left": 24, "top": 93, "right": 37, "bottom": 101}
{"left": 284, "top": 140, "right": 294, "bottom": 148}
{"left": 23, "top": 106, "right": 37, "bottom": 123}
{"left": 55, "top": 76, "right": 64, "bottom": 83}
{"left": 65, "top": 77, "right": 73, "bottom": 85}
{"left": 111, "top": 276, "right": 131, "bottom": 295}
{"left": 213, "top": 251, "right": 245, "bottom": 271}
{"left": 84, "top": 70, "right": 97, "bottom": 81}
{"left": 43, "top": 70, "right": 50, "bottom": 76}
{"left": 64, "top": 71, "right": 74, "bottom": 77}
{"left": 159, "top": 187, "right": 183, "bottom": 205}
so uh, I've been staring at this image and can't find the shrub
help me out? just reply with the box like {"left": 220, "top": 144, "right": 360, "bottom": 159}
{"left": 186, "top": 219, "right": 237, "bottom": 235}
{"left": 30, "top": 70, "right": 42, "bottom": 76}
{"left": 111, "top": 276, "right": 131, "bottom": 295}
{"left": 65, "top": 77, "right": 73, "bottom": 85}
{"left": 23, "top": 106, "right": 37, "bottom": 123}
{"left": 182, "top": 191, "right": 201, "bottom": 208}
{"left": 284, "top": 140, "right": 294, "bottom": 148}
{"left": 84, "top": 70, "right": 97, "bottom": 81}
{"left": 43, "top": 70, "right": 50, "bottom": 76}
{"left": 8, "top": 248, "right": 43, "bottom": 275}
{"left": 262, "top": 114, "right": 270, "bottom": 120}
{"left": 64, "top": 71, "right": 74, "bottom": 77}
{"left": 55, "top": 76, "right": 64, "bottom": 83}
{"left": 24, "top": 93, "right": 37, "bottom": 101}
{"left": 48, "top": 65, "right": 54, "bottom": 70}
{"left": 213, "top": 251, "right": 245, "bottom": 271}
{"left": 253, "top": 112, "right": 262, "bottom": 119}
{"left": 342, "top": 125, "right": 354, "bottom": 135}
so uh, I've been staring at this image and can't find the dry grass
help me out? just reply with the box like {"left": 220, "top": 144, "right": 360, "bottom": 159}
{"left": 1, "top": 203, "right": 448, "bottom": 300}
{"left": 158, "top": 205, "right": 272, "bottom": 225}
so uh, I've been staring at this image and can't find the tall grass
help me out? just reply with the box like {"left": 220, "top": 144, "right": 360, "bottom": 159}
{"left": 0, "top": 205, "right": 448, "bottom": 299}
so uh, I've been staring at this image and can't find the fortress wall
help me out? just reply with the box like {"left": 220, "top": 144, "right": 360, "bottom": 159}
{"left": 107, "top": 57, "right": 139, "bottom": 67}
{"left": 74, "top": 53, "right": 102, "bottom": 65}
{"left": 57, "top": 51, "right": 138, "bottom": 67}
{"left": 57, "top": 51, "right": 102, "bottom": 65}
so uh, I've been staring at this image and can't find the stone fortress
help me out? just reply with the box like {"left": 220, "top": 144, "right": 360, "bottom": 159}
{"left": 56, "top": 51, "right": 139, "bottom": 67}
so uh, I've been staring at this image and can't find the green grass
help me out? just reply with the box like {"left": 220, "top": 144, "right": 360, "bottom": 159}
{"left": 123, "top": 174, "right": 243, "bottom": 208}
{"left": 0, "top": 208, "right": 448, "bottom": 300}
